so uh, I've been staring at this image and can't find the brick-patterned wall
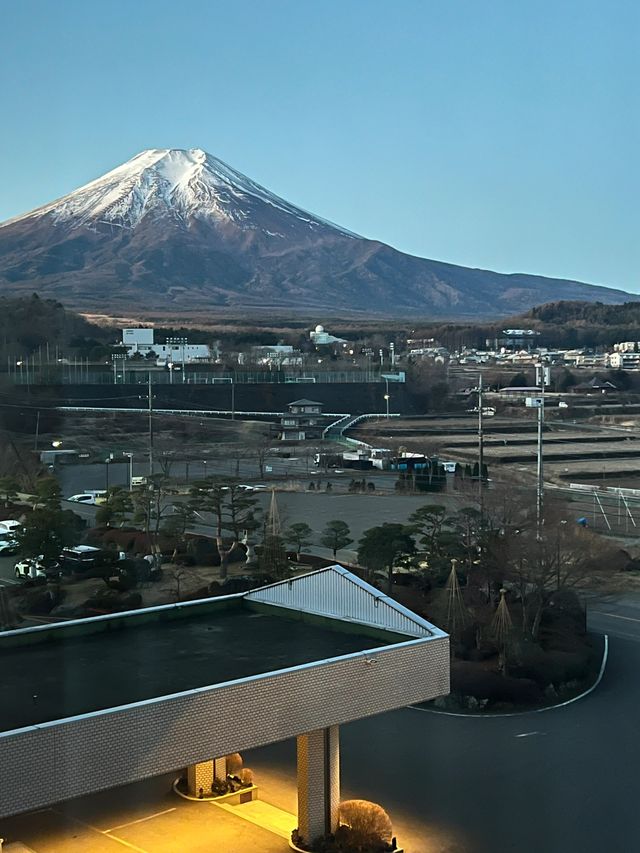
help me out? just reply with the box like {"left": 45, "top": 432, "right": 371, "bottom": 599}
{"left": 187, "top": 761, "right": 214, "bottom": 796}
{"left": 0, "top": 636, "right": 449, "bottom": 819}
{"left": 297, "top": 727, "right": 340, "bottom": 842}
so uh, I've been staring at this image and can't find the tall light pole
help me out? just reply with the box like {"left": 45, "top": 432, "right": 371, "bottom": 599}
{"left": 231, "top": 375, "right": 236, "bottom": 420}
{"left": 532, "top": 363, "right": 550, "bottom": 536}
{"left": 477, "top": 373, "right": 484, "bottom": 512}
{"left": 112, "top": 353, "right": 126, "bottom": 384}
{"left": 148, "top": 372, "right": 154, "bottom": 477}
{"left": 168, "top": 337, "right": 188, "bottom": 384}
{"left": 383, "top": 377, "right": 390, "bottom": 419}
{"left": 124, "top": 452, "right": 134, "bottom": 491}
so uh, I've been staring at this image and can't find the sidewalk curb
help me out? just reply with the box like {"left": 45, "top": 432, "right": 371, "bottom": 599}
{"left": 409, "top": 634, "right": 609, "bottom": 719}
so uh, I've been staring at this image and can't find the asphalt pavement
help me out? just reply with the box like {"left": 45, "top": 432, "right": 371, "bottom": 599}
{"left": 243, "top": 599, "right": 640, "bottom": 853}
{"left": 57, "top": 459, "right": 407, "bottom": 496}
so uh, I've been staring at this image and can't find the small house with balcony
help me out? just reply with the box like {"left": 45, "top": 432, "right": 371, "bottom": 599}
{"left": 278, "top": 399, "right": 325, "bottom": 441}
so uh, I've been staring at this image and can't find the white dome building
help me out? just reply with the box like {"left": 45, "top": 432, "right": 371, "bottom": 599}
{"left": 310, "top": 323, "right": 347, "bottom": 346}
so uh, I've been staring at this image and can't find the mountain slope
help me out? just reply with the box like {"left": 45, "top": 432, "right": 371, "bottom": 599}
{"left": 0, "top": 148, "right": 633, "bottom": 317}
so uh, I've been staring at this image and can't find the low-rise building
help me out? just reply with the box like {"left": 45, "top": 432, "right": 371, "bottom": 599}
{"left": 251, "top": 345, "right": 303, "bottom": 367}
{"left": 310, "top": 324, "right": 347, "bottom": 346}
{"left": 120, "top": 328, "right": 215, "bottom": 364}
{"left": 608, "top": 351, "right": 640, "bottom": 370}
{"left": 614, "top": 342, "right": 640, "bottom": 353}
{"left": 278, "top": 399, "right": 325, "bottom": 441}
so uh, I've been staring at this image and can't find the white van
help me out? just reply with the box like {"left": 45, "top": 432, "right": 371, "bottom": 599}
{"left": 67, "top": 493, "right": 107, "bottom": 505}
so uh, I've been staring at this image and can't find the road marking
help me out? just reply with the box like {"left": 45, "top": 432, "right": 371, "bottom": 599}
{"left": 515, "top": 731, "right": 545, "bottom": 738}
{"left": 102, "top": 834, "right": 149, "bottom": 853}
{"left": 104, "top": 807, "right": 176, "bottom": 832}
{"left": 50, "top": 807, "right": 150, "bottom": 853}
{"left": 591, "top": 610, "right": 640, "bottom": 624}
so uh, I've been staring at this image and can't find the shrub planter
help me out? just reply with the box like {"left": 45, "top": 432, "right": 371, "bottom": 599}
{"left": 290, "top": 828, "right": 403, "bottom": 853}
{"left": 172, "top": 777, "right": 258, "bottom": 804}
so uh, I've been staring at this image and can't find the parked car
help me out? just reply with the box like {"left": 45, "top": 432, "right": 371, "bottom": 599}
{"left": 0, "top": 519, "right": 22, "bottom": 534}
{"left": 14, "top": 556, "right": 61, "bottom": 581}
{"left": 0, "top": 533, "right": 19, "bottom": 555}
{"left": 59, "top": 545, "right": 107, "bottom": 573}
{"left": 14, "top": 558, "right": 44, "bottom": 581}
{"left": 59, "top": 545, "right": 127, "bottom": 575}
{"left": 67, "top": 493, "right": 107, "bottom": 505}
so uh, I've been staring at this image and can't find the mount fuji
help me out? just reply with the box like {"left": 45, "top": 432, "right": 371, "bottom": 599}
{"left": 0, "top": 148, "right": 632, "bottom": 316}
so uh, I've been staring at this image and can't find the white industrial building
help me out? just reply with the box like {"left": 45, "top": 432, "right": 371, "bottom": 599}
{"left": 120, "top": 328, "right": 215, "bottom": 364}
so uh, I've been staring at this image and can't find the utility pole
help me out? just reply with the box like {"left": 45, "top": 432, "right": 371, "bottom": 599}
{"left": 477, "top": 373, "right": 484, "bottom": 514}
{"left": 34, "top": 410, "right": 40, "bottom": 452}
{"left": 534, "top": 363, "right": 550, "bottom": 536}
{"left": 148, "top": 372, "right": 154, "bottom": 477}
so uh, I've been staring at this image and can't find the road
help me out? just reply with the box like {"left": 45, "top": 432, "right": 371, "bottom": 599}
{"left": 243, "top": 598, "right": 640, "bottom": 853}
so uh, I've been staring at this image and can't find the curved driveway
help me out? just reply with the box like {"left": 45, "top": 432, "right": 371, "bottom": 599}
{"left": 249, "top": 595, "right": 640, "bottom": 853}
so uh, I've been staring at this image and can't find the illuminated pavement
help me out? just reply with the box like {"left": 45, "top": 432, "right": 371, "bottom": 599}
{"left": 0, "top": 775, "right": 288, "bottom": 853}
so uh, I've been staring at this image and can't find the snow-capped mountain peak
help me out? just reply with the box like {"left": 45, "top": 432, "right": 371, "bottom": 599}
{"left": 2, "top": 147, "right": 356, "bottom": 237}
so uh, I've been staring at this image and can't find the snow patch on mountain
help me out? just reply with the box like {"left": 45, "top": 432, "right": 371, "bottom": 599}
{"left": 1, "top": 148, "right": 358, "bottom": 238}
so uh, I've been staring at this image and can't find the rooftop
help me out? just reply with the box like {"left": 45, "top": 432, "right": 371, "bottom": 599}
{"left": 0, "top": 599, "right": 391, "bottom": 732}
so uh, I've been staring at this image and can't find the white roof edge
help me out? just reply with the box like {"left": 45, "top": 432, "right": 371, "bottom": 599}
{"left": 244, "top": 564, "right": 447, "bottom": 639}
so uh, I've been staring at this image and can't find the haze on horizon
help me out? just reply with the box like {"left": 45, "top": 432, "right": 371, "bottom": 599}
{"left": 1, "top": 0, "right": 638, "bottom": 293}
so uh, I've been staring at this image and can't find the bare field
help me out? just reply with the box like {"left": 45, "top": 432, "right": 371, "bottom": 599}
{"left": 352, "top": 415, "right": 640, "bottom": 488}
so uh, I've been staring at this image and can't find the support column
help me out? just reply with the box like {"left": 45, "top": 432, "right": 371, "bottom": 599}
{"left": 213, "top": 757, "right": 228, "bottom": 781}
{"left": 297, "top": 726, "right": 340, "bottom": 844}
{"left": 187, "top": 760, "right": 214, "bottom": 797}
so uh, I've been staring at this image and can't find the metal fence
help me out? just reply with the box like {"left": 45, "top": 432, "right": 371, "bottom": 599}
{"left": 9, "top": 367, "right": 402, "bottom": 386}
{"left": 555, "top": 485, "right": 640, "bottom": 536}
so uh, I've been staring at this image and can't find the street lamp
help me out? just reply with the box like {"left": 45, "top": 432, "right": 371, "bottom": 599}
{"left": 124, "top": 452, "right": 134, "bottom": 491}
{"left": 167, "top": 337, "right": 188, "bottom": 384}
{"left": 167, "top": 361, "right": 174, "bottom": 384}
{"left": 383, "top": 377, "right": 390, "bottom": 419}
{"left": 111, "top": 353, "right": 127, "bottom": 384}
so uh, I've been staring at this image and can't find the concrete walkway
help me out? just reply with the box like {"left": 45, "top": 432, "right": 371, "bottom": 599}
{"left": 212, "top": 799, "right": 297, "bottom": 840}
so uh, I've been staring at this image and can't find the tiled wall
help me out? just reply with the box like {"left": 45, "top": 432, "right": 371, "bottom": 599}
{"left": 0, "top": 636, "right": 449, "bottom": 819}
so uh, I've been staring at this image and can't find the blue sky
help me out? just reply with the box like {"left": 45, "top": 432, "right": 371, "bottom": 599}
{"left": 1, "top": 0, "right": 638, "bottom": 291}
